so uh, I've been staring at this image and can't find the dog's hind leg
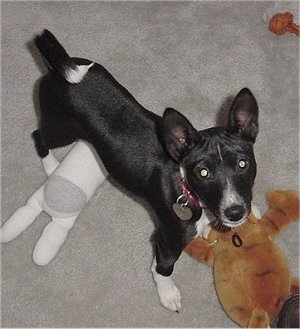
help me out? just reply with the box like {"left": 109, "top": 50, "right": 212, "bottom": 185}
{"left": 36, "top": 73, "right": 89, "bottom": 153}
{"left": 32, "top": 130, "right": 61, "bottom": 175}
{"left": 33, "top": 99, "right": 89, "bottom": 157}
{"left": 39, "top": 113, "right": 88, "bottom": 151}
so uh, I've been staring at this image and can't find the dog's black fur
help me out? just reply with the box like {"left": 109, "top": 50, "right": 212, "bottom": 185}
{"left": 32, "top": 30, "right": 259, "bottom": 307}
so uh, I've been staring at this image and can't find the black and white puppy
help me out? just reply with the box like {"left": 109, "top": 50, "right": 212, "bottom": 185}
{"left": 32, "top": 30, "right": 259, "bottom": 312}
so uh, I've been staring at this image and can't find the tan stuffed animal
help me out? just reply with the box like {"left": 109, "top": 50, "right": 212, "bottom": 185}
{"left": 185, "top": 189, "right": 299, "bottom": 328}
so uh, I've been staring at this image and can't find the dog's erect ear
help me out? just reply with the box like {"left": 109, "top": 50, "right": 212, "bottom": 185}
{"left": 162, "top": 108, "right": 197, "bottom": 162}
{"left": 227, "top": 88, "right": 259, "bottom": 143}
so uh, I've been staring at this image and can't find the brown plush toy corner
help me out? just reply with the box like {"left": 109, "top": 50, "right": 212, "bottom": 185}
{"left": 185, "top": 189, "right": 300, "bottom": 328}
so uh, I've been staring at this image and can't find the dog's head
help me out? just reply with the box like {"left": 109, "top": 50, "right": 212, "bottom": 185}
{"left": 163, "top": 88, "right": 258, "bottom": 228}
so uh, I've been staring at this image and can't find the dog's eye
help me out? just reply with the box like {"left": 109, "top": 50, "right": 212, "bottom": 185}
{"left": 198, "top": 168, "right": 210, "bottom": 178}
{"left": 238, "top": 159, "right": 248, "bottom": 169}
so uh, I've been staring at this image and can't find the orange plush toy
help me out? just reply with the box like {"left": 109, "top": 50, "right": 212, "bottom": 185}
{"left": 269, "top": 12, "right": 300, "bottom": 36}
{"left": 185, "top": 189, "right": 299, "bottom": 328}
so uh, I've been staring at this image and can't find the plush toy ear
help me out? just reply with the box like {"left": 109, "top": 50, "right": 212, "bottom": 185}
{"left": 226, "top": 88, "right": 259, "bottom": 143}
{"left": 162, "top": 108, "right": 198, "bottom": 162}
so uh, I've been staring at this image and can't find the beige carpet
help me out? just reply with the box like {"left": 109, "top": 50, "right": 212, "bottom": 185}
{"left": 1, "top": 1, "right": 299, "bottom": 327}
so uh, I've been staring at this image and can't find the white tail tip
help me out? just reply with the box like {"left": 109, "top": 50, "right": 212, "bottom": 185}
{"left": 65, "top": 62, "right": 94, "bottom": 84}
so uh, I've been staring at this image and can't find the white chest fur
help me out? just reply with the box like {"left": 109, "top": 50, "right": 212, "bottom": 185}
{"left": 194, "top": 209, "right": 212, "bottom": 239}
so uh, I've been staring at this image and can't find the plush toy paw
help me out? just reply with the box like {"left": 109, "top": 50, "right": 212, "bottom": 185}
{"left": 32, "top": 220, "right": 71, "bottom": 266}
{"left": 1, "top": 187, "right": 44, "bottom": 243}
{"left": 248, "top": 308, "right": 270, "bottom": 328}
{"left": 267, "top": 189, "right": 299, "bottom": 218}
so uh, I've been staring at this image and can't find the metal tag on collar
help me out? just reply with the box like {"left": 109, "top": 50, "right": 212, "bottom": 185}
{"left": 173, "top": 194, "right": 193, "bottom": 221}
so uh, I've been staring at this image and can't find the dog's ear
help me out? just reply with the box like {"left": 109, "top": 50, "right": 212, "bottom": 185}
{"left": 162, "top": 108, "right": 197, "bottom": 162}
{"left": 227, "top": 88, "right": 259, "bottom": 143}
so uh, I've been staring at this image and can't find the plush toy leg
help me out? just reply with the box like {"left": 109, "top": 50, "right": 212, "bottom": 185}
{"left": 32, "top": 215, "right": 78, "bottom": 266}
{"left": 248, "top": 308, "right": 270, "bottom": 328}
{"left": 262, "top": 190, "right": 299, "bottom": 238}
{"left": 184, "top": 237, "right": 215, "bottom": 267}
{"left": 0, "top": 186, "right": 44, "bottom": 242}
{"left": 41, "top": 150, "right": 60, "bottom": 176}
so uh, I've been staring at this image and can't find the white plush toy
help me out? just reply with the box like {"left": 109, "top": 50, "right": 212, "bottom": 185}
{"left": 1, "top": 140, "right": 108, "bottom": 265}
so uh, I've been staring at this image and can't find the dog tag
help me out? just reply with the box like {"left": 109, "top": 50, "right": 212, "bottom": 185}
{"left": 173, "top": 203, "right": 193, "bottom": 221}
{"left": 173, "top": 194, "right": 193, "bottom": 221}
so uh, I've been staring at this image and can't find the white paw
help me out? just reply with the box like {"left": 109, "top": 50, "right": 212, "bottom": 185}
{"left": 151, "top": 258, "right": 182, "bottom": 312}
{"left": 251, "top": 202, "right": 261, "bottom": 219}
{"left": 156, "top": 279, "right": 182, "bottom": 312}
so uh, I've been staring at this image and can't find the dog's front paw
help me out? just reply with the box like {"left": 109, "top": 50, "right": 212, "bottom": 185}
{"left": 151, "top": 259, "right": 182, "bottom": 312}
{"left": 156, "top": 279, "right": 182, "bottom": 312}
{"left": 251, "top": 202, "right": 261, "bottom": 220}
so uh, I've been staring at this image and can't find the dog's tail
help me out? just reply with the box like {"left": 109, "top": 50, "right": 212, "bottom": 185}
{"left": 34, "top": 29, "right": 93, "bottom": 83}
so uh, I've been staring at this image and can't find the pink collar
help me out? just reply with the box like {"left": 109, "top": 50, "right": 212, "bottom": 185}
{"left": 179, "top": 166, "right": 205, "bottom": 209}
{"left": 179, "top": 180, "right": 202, "bottom": 208}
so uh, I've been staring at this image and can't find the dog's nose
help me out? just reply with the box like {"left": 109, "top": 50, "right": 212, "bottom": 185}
{"left": 224, "top": 205, "right": 245, "bottom": 222}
